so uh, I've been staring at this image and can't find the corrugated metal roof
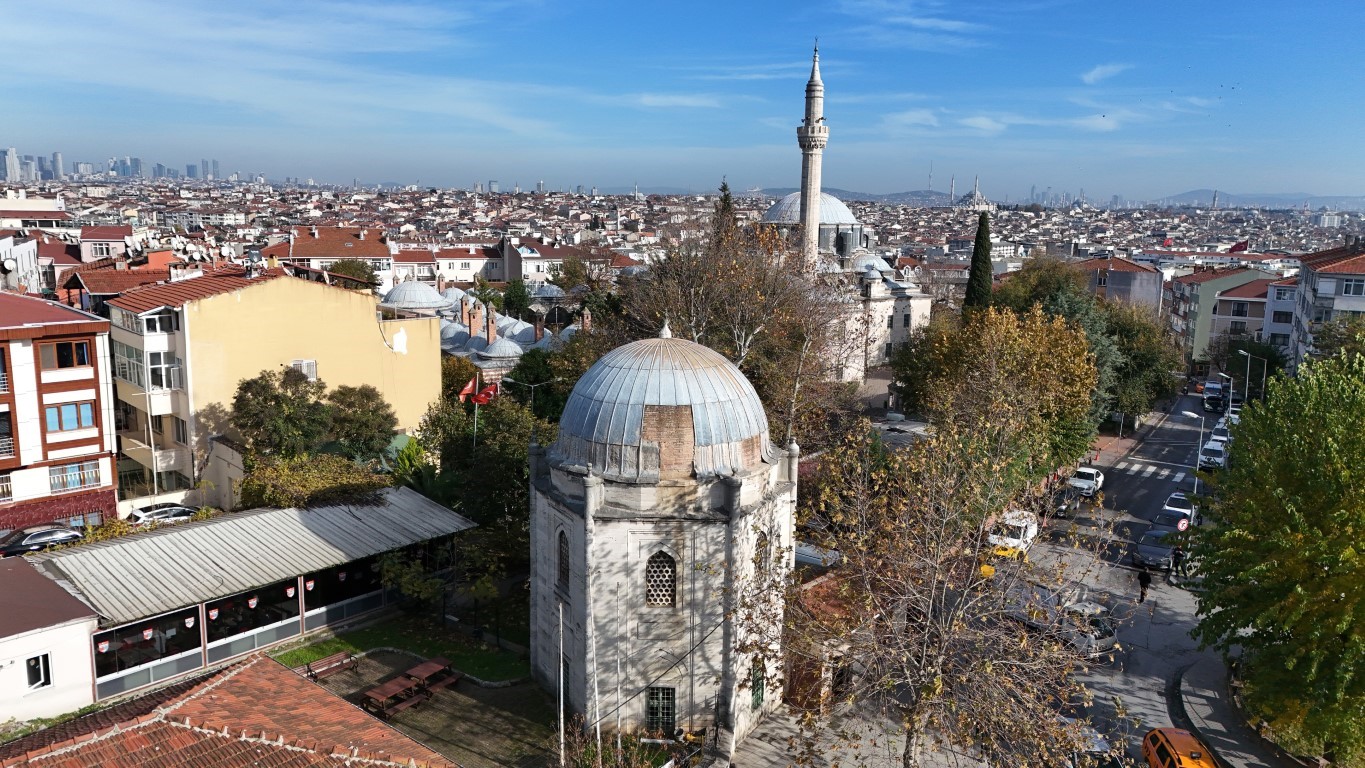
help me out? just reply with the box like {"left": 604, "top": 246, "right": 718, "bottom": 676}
{"left": 28, "top": 487, "right": 475, "bottom": 626}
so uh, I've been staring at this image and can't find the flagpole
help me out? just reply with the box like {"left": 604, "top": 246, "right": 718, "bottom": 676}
{"left": 472, "top": 372, "right": 481, "bottom": 450}
{"left": 559, "top": 599, "right": 565, "bottom": 768}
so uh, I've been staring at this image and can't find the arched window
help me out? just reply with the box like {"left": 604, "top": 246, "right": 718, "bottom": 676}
{"left": 557, "top": 531, "right": 570, "bottom": 590}
{"left": 645, "top": 551, "right": 676, "bottom": 607}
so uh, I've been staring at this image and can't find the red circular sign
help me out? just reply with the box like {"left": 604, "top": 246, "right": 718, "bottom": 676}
{"left": 1177, "top": 518, "right": 1190, "bottom": 531}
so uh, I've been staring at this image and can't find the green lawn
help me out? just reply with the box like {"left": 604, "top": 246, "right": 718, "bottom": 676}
{"left": 272, "top": 613, "right": 529, "bottom": 681}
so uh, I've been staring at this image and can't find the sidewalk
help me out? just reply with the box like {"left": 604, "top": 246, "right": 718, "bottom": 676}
{"left": 1177, "top": 658, "right": 1301, "bottom": 768}
{"left": 1089, "top": 400, "right": 1180, "bottom": 466}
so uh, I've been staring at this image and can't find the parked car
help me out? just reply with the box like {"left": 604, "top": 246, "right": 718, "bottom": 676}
{"left": 127, "top": 503, "right": 198, "bottom": 527}
{"left": 1161, "top": 492, "right": 1199, "bottom": 525}
{"left": 1132, "top": 529, "right": 1175, "bottom": 570}
{"left": 1059, "top": 717, "right": 1123, "bottom": 768}
{"left": 1066, "top": 467, "right": 1105, "bottom": 497}
{"left": 1202, "top": 394, "right": 1225, "bottom": 413}
{"left": 1197, "top": 440, "right": 1227, "bottom": 470}
{"left": 1141, "top": 728, "right": 1216, "bottom": 768}
{"left": 1051, "top": 485, "right": 1083, "bottom": 518}
{"left": 1227, "top": 405, "right": 1242, "bottom": 425}
{"left": 1150, "top": 511, "right": 1193, "bottom": 533}
{"left": 1209, "top": 421, "right": 1231, "bottom": 444}
{"left": 0, "top": 525, "right": 83, "bottom": 557}
{"left": 1002, "top": 580, "right": 1118, "bottom": 659}
{"left": 987, "top": 508, "right": 1039, "bottom": 559}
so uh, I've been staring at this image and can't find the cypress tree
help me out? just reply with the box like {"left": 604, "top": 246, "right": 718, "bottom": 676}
{"left": 964, "top": 211, "right": 993, "bottom": 311}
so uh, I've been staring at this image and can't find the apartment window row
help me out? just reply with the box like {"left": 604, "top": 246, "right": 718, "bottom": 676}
{"left": 39, "top": 340, "right": 90, "bottom": 370}
{"left": 1272, "top": 311, "right": 1294, "bottom": 325}
{"left": 50, "top": 460, "right": 101, "bottom": 493}
{"left": 1343, "top": 278, "right": 1365, "bottom": 297}
{"left": 45, "top": 401, "right": 96, "bottom": 433}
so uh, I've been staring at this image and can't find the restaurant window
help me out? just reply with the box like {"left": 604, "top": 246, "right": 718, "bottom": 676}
{"left": 303, "top": 557, "right": 383, "bottom": 611}
{"left": 40, "top": 341, "right": 90, "bottom": 370}
{"left": 205, "top": 579, "right": 302, "bottom": 644}
{"left": 27, "top": 654, "right": 51, "bottom": 690}
{"left": 92, "top": 607, "right": 202, "bottom": 679}
{"left": 45, "top": 402, "right": 95, "bottom": 433}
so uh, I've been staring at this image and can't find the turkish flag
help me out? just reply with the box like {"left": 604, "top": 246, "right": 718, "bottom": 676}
{"left": 1229, "top": 240, "right": 1249, "bottom": 253}
{"left": 457, "top": 377, "right": 477, "bottom": 403}
{"left": 471, "top": 384, "right": 498, "bottom": 406}
{"left": 1162, "top": 237, "right": 1173, "bottom": 247}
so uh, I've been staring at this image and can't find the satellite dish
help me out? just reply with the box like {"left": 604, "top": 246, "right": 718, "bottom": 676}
{"left": 124, "top": 236, "right": 135, "bottom": 248}
{"left": 220, "top": 244, "right": 233, "bottom": 258}
{"left": 2, "top": 258, "right": 16, "bottom": 273}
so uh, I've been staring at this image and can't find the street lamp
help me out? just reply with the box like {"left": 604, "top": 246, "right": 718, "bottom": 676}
{"left": 1237, "top": 349, "right": 1268, "bottom": 401}
{"left": 1181, "top": 410, "right": 1206, "bottom": 496}
{"left": 501, "top": 376, "right": 562, "bottom": 440}
{"left": 1216, "top": 372, "right": 1234, "bottom": 416}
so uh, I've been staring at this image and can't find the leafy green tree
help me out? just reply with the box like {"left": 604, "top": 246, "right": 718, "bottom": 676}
{"left": 1312, "top": 315, "right": 1365, "bottom": 360}
{"left": 1203, "top": 332, "right": 1288, "bottom": 399}
{"left": 963, "top": 211, "right": 993, "bottom": 311}
{"left": 1103, "top": 302, "right": 1182, "bottom": 421}
{"left": 505, "top": 347, "right": 570, "bottom": 421}
{"left": 991, "top": 256, "right": 1089, "bottom": 315}
{"left": 326, "top": 384, "right": 398, "bottom": 459}
{"left": 327, "top": 258, "right": 378, "bottom": 288}
{"left": 440, "top": 355, "right": 481, "bottom": 401}
{"left": 1191, "top": 353, "right": 1365, "bottom": 763}
{"left": 230, "top": 368, "right": 332, "bottom": 458}
{"left": 502, "top": 279, "right": 531, "bottom": 320}
{"left": 239, "top": 454, "right": 390, "bottom": 509}
{"left": 468, "top": 275, "right": 502, "bottom": 310}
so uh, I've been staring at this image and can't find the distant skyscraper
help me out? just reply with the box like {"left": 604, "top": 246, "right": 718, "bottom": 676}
{"left": 186, "top": 164, "right": 199, "bottom": 179}
{"left": 36, "top": 155, "right": 50, "bottom": 177}
{"left": 153, "top": 163, "right": 166, "bottom": 178}
{"left": 536, "top": 180, "right": 545, "bottom": 194}
{"left": 20, "top": 159, "right": 37, "bottom": 182}
{"left": 131, "top": 157, "right": 144, "bottom": 177}
{"left": 52, "top": 152, "right": 64, "bottom": 180}
{"left": 488, "top": 180, "right": 499, "bottom": 193}
{"left": 211, "top": 159, "right": 220, "bottom": 179}
{"left": 200, "top": 158, "right": 210, "bottom": 179}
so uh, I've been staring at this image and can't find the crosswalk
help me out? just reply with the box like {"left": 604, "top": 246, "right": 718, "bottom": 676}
{"left": 1112, "top": 461, "right": 1186, "bottom": 484}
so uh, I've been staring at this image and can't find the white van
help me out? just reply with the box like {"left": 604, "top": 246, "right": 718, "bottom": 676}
{"left": 1002, "top": 580, "right": 1118, "bottom": 659}
{"left": 1197, "top": 440, "right": 1227, "bottom": 470}
{"left": 987, "top": 509, "right": 1039, "bottom": 559}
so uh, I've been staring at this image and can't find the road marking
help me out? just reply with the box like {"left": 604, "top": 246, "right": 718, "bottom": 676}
{"left": 1173, "top": 472, "right": 1186, "bottom": 483}
{"left": 1141, "top": 465, "right": 1158, "bottom": 477}
{"left": 1125, "top": 464, "right": 1140, "bottom": 474}
{"left": 1157, "top": 468, "right": 1170, "bottom": 479}
{"left": 1115, "top": 462, "right": 1130, "bottom": 471}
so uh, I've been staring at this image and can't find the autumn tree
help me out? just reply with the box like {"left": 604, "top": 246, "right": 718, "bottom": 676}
{"left": 326, "top": 384, "right": 398, "bottom": 460}
{"left": 230, "top": 367, "right": 332, "bottom": 458}
{"left": 963, "top": 211, "right": 993, "bottom": 311}
{"left": 327, "top": 258, "right": 379, "bottom": 289}
{"left": 239, "top": 454, "right": 390, "bottom": 509}
{"left": 440, "top": 355, "right": 480, "bottom": 401}
{"left": 789, "top": 419, "right": 1118, "bottom": 768}
{"left": 1191, "top": 352, "right": 1365, "bottom": 763}
{"left": 1311, "top": 315, "right": 1365, "bottom": 360}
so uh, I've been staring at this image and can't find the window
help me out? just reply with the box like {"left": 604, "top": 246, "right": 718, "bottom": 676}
{"left": 26, "top": 654, "right": 51, "bottom": 690}
{"left": 173, "top": 416, "right": 188, "bottom": 445}
{"left": 91, "top": 242, "right": 112, "bottom": 257}
{"left": 39, "top": 341, "right": 90, "bottom": 369}
{"left": 142, "top": 312, "right": 178, "bottom": 334}
{"left": 644, "top": 551, "right": 676, "bottom": 607}
{"left": 113, "top": 309, "right": 140, "bottom": 332}
{"left": 0, "top": 472, "right": 11, "bottom": 502}
{"left": 50, "top": 461, "right": 100, "bottom": 493}
{"left": 1095, "top": 271, "right": 1108, "bottom": 287}
{"left": 754, "top": 532, "right": 770, "bottom": 573}
{"left": 1344, "top": 279, "right": 1365, "bottom": 297}
{"left": 290, "top": 360, "right": 318, "bottom": 381}
{"left": 1274, "top": 287, "right": 1293, "bottom": 301}
{"left": 1272, "top": 311, "right": 1293, "bottom": 324}
{"left": 148, "top": 352, "right": 181, "bottom": 390}
{"left": 645, "top": 687, "right": 676, "bottom": 735}
{"left": 44, "top": 402, "right": 95, "bottom": 432}
{"left": 1230, "top": 302, "right": 1249, "bottom": 317}
{"left": 751, "top": 658, "right": 766, "bottom": 710}
{"left": 1269, "top": 333, "right": 1290, "bottom": 347}
{"left": 902, "top": 313, "right": 911, "bottom": 328}
{"left": 1229, "top": 321, "right": 1247, "bottom": 335}
{"left": 460, "top": 261, "right": 470, "bottom": 270}
{"left": 557, "top": 531, "right": 570, "bottom": 590}
{"left": 151, "top": 414, "right": 164, "bottom": 433}
{"left": 112, "top": 341, "right": 144, "bottom": 387}
{"left": 886, "top": 314, "right": 893, "bottom": 329}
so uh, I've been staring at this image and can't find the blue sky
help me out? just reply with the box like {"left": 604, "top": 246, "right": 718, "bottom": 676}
{"left": 5, "top": 0, "right": 1363, "bottom": 200}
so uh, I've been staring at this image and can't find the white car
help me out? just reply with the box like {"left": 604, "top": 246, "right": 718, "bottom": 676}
{"left": 1066, "top": 467, "right": 1105, "bottom": 497}
{"left": 1198, "top": 440, "right": 1227, "bottom": 470}
{"left": 1161, "top": 492, "right": 1199, "bottom": 526}
{"left": 1227, "top": 406, "right": 1242, "bottom": 426}
{"left": 127, "top": 503, "right": 198, "bottom": 527}
{"left": 987, "top": 509, "right": 1039, "bottom": 559}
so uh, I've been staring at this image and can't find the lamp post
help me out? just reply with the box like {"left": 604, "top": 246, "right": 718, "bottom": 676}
{"left": 1182, "top": 410, "right": 1205, "bottom": 496}
{"left": 501, "top": 376, "right": 561, "bottom": 439}
{"left": 1217, "top": 371, "right": 1233, "bottom": 416}
{"left": 1237, "top": 349, "right": 1268, "bottom": 401}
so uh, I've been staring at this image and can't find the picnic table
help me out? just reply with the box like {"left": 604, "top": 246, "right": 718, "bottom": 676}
{"left": 362, "top": 656, "right": 462, "bottom": 718}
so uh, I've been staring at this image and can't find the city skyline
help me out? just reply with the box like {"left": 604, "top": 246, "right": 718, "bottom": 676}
{"left": 5, "top": 1, "right": 1364, "bottom": 200}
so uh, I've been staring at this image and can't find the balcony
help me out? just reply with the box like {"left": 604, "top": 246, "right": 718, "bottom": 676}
{"left": 118, "top": 430, "right": 188, "bottom": 473}
{"left": 0, "top": 436, "right": 13, "bottom": 459}
{"left": 0, "top": 371, "right": 8, "bottom": 393}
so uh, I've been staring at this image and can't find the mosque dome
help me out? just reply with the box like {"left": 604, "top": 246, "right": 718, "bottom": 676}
{"left": 550, "top": 335, "right": 773, "bottom": 482}
{"left": 480, "top": 337, "right": 525, "bottom": 360}
{"left": 760, "top": 192, "right": 859, "bottom": 226}
{"left": 441, "top": 286, "right": 466, "bottom": 301}
{"left": 440, "top": 322, "right": 470, "bottom": 342}
{"left": 382, "top": 280, "right": 452, "bottom": 311}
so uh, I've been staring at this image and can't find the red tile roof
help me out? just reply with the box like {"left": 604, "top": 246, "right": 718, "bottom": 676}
{"left": 0, "top": 210, "right": 70, "bottom": 220}
{"left": 0, "top": 292, "right": 108, "bottom": 331}
{"left": 1217, "top": 278, "right": 1275, "bottom": 300}
{"left": 67, "top": 269, "right": 170, "bottom": 294}
{"left": 0, "top": 656, "right": 455, "bottom": 768}
{"left": 107, "top": 269, "right": 283, "bottom": 313}
{"left": 80, "top": 225, "right": 133, "bottom": 241}
{"left": 1072, "top": 256, "right": 1158, "bottom": 274}
{"left": 1172, "top": 268, "right": 1255, "bottom": 285}
{"left": 1299, "top": 244, "right": 1365, "bottom": 274}
{"left": 260, "top": 227, "right": 392, "bottom": 261}
{"left": 35, "top": 237, "right": 82, "bottom": 264}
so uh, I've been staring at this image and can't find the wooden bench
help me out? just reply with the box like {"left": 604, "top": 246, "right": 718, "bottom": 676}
{"left": 381, "top": 690, "right": 430, "bottom": 718}
{"left": 306, "top": 652, "right": 356, "bottom": 681}
{"left": 425, "top": 671, "right": 464, "bottom": 693}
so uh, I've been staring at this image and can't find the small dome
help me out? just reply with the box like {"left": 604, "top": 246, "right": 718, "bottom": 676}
{"left": 495, "top": 313, "right": 519, "bottom": 330}
{"left": 441, "top": 286, "right": 466, "bottom": 301}
{"left": 382, "top": 280, "right": 452, "bottom": 310}
{"left": 465, "top": 334, "right": 489, "bottom": 353}
{"left": 441, "top": 322, "right": 469, "bottom": 341}
{"left": 534, "top": 283, "right": 567, "bottom": 299}
{"left": 480, "top": 337, "right": 525, "bottom": 360}
{"left": 559, "top": 325, "right": 579, "bottom": 341}
{"left": 760, "top": 192, "right": 859, "bottom": 226}
{"left": 551, "top": 337, "right": 773, "bottom": 482}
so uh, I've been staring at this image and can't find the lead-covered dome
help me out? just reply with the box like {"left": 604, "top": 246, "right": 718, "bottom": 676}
{"left": 550, "top": 337, "right": 773, "bottom": 483}
{"left": 760, "top": 192, "right": 859, "bottom": 226}
{"left": 382, "top": 280, "right": 453, "bottom": 311}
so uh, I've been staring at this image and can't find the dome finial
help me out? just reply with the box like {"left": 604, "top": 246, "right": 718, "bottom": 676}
{"left": 659, "top": 318, "right": 673, "bottom": 339}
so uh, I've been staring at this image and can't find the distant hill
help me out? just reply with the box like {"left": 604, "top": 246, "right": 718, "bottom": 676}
{"left": 1164, "top": 189, "right": 1365, "bottom": 211}
{"left": 757, "top": 187, "right": 955, "bottom": 206}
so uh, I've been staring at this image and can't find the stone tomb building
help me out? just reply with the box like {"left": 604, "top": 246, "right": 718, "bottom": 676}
{"left": 528, "top": 330, "right": 798, "bottom": 759}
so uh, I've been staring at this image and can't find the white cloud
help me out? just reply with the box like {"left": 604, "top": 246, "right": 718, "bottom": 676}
{"left": 960, "top": 116, "right": 1007, "bottom": 133}
{"left": 1080, "top": 63, "right": 1132, "bottom": 85}
{"left": 636, "top": 94, "right": 722, "bottom": 109}
{"left": 882, "top": 109, "right": 940, "bottom": 129}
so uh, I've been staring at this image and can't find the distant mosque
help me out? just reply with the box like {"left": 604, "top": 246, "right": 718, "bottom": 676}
{"left": 758, "top": 46, "right": 931, "bottom": 382}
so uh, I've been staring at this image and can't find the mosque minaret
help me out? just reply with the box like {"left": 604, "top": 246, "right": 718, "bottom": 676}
{"left": 796, "top": 44, "right": 828, "bottom": 266}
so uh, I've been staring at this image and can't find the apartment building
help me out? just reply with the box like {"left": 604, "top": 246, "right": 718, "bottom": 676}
{"left": 1073, "top": 255, "right": 1162, "bottom": 310}
{"left": 1210, "top": 278, "right": 1276, "bottom": 341}
{"left": 1165, "top": 267, "right": 1278, "bottom": 368}
{"left": 261, "top": 226, "right": 396, "bottom": 291}
{"left": 1264, "top": 278, "right": 1297, "bottom": 355}
{"left": 1291, "top": 237, "right": 1365, "bottom": 366}
{"left": 105, "top": 268, "right": 440, "bottom": 511}
{"left": 0, "top": 294, "right": 117, "bottom": 533}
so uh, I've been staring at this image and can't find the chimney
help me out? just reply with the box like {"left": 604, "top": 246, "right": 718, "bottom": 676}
{"left": 360, "top": 229, "right": 366, "bottom": 240}
{"left": 460, "top": 298, "right": 470, "bottom": 326}
{"left": 580, "top": 306, "right": 592, "bottom": 333}
{"left": 436, "top": 274, "right": 445, "bottom": 292}
{"left": 310, "top": 226, "right": 318, "bottom": 238}
{"left": 469, "top": 302, "right": 482, "bottom": 333}
{"left": 486, "top": 308, "right": 497, "bottom": 343}
{"left": 533, "top": 315, "right": 544, "bottom": 342}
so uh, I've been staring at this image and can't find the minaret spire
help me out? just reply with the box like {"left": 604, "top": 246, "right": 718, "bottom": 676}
{"left": 796, "top": 42, "right": 829, "bottom": 268}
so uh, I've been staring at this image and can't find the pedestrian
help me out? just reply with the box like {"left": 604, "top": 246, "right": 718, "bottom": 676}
{"left": 1138, "top": 568, "right": 1152, "bottom": 603}
{"left": 1172, "top": 546, "right": 1187, "bottom": 580}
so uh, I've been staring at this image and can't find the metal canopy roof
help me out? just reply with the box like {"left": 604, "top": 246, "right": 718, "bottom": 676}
{"left": 28, "top": 487, "right": 475, "bottom": 626}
